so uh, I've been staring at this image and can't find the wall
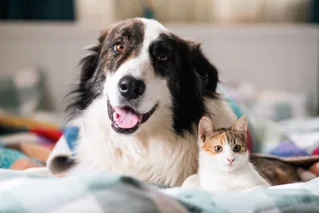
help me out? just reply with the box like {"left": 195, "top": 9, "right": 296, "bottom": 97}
{"left": 0, "top": 23, "right": 318, "bottom": 112}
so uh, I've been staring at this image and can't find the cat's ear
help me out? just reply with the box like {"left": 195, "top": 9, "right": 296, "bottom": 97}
{"left": 231, "top": 116, "right": 248, "bottom": 132}
{"left": 198, "top": 116, "right": 214, "bottom": 142}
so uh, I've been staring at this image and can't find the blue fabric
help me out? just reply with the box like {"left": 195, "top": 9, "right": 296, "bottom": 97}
{"left": 0, "top": 147, "right": 26, "bottom": 168}
{"left": 270, "top": 141, "right": 310, "bottom": 157}
{"left": 62, "top": 126, "right": 79, "bottom": 156}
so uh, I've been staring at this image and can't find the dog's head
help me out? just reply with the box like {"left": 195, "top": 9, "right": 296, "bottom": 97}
{"left": 68, "top": 18, "right": 219, "bottom": 136}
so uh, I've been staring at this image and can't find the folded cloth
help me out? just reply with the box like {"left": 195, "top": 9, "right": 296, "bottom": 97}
{"left": 0, "top": 132, "right": 53, "bottom": 170}
{"left": 0, "top": 146, "right": 26, "bottom": 168}
{"left": 0, "top": 147, "right": 42, "bottom": 169}
{"left": 270, "top": 141, "right": 310, "bottom": 157}
{"left": 0, "top": 114, "right": 61, "bottom": 170}
{"left": 276, "top": 117, "right": 319, "bottom": 157}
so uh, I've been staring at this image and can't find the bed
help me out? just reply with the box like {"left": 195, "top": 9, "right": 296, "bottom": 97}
{"left": 0, "top": 169, "right": 319, "bottom": 213}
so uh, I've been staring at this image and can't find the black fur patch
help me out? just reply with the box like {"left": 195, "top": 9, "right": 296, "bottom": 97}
{"left": 66, "top": 33, "right": 107, "bottom": 120}
{"left": 103, "top": 20, "right": 144, "bottom": 72}
{"left": 66, "top": 19, "right": 144, "bottom": 119}
{"left": 67, "top": 19, "right": 219, "bottom": 137}
{"left": 149, "top": 33, "right": 219, "bottom": 135}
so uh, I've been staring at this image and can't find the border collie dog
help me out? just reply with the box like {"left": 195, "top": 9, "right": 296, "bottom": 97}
{"left": 68, "top": 18, "right": 237, "bottom": 186}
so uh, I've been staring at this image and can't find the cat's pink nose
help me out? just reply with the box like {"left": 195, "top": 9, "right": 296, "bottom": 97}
{"left": 227, "top": 158, "right": 234, "bottom": 163}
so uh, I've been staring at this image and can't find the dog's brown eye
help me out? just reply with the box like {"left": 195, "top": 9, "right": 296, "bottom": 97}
{"left": 114, "top": 43, "right": 125, "bottom": 53}
{"left": 214, "top": 146, "right": 223, "bottom": 153}
{"left": 157, "top": 54, "right": 168, "bottom": 61}
{"left": 233, "top": 145, "right": 241, "bottom": 152}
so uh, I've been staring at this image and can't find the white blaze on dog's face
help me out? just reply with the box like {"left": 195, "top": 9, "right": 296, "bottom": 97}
{"left": 105, "top": 19, "right": 171, "bottom": 134}
{"left": 68, "top": 18, "right": 219, "bottom": 136}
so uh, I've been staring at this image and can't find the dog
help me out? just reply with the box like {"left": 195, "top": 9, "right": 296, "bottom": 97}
{"left": 66, "top": 17, "right": 244, "bottom": 186}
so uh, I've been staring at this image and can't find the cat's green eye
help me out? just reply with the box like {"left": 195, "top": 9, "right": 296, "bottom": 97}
{"left": 214, "top": 146, "right": 223, "bottom": 153}
{"left": 233, "top": 145, "right": 241, "bottom": 152}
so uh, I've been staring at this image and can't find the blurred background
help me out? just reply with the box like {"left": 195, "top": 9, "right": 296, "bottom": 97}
{"left": 0, "top": 0, "right": 319, "bottom": 167}
{"left": 0, "top": 0, "right": 318, "bottom": 124}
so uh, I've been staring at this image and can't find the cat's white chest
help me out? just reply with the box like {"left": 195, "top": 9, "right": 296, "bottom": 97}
{"left": 199, "top": 172, "right": 252, "bottom": 191}
{"left": 198, "top": 164, "right": 269, "bottom": 191}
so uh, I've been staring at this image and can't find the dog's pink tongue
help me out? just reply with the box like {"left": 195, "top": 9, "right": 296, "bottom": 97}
{"left": 113, "top": 108, "right": 141, "bottom": 129}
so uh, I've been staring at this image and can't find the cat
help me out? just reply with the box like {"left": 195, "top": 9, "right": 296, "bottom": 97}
{"left": 182, "top": 115, "right": 270, "bottom": 191}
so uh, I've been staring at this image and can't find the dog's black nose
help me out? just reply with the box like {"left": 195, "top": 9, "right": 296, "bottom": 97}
{"left": 118, "top": 76, "right": 145, "bottom": 100}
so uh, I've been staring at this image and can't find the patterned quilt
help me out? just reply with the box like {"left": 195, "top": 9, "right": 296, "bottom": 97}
{"left": 0, "top": 169, "right": 319, "bottom": 213}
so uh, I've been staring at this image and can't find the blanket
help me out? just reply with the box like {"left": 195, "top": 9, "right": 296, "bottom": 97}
{"left": 1, "top": 169, "right": 319, "bottom": 213}
{"left": 0, "top": 114, "right": 61, "bottom": 170}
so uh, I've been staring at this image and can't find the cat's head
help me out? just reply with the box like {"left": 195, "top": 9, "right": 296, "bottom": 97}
{"left": 197, "top": 115, "right": 249, "bottom": 172}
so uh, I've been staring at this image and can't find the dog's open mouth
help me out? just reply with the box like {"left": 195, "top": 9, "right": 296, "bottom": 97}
{"left": 107, "top": 101, "right": 158, "bottom": 134}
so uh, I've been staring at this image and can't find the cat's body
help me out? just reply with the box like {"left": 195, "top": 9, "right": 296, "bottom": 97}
{"left": 197, "top": 156, "right": 270, "bottom": 191}
{"left": 182, "top": 116, "right": 270, "bottom": 191}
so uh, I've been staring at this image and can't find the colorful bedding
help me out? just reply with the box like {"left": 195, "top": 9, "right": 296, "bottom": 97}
{"left": 0, "top": 169, "right": 319, "bottom": 213}
{"left": 0, "top": 114, "right": 61, "bottom": 170}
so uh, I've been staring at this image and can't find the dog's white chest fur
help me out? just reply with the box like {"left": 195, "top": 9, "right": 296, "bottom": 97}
{"left": 198, "top": 163, "right": 270, "bottom": 191}
{"left": 76, "top": 124, "right": 198, "bottom": 186}
{"left": 75, "top": 98, "right": 236, "bottom": 186}
{"left": 75, "top": 97, "right": 198, "bottom": 186}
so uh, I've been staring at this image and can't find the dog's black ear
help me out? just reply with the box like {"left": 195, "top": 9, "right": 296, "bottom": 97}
{"left": 188, "top": 41, "right": 219, "bottom": 95}
{"left": 79, "top": 29, "right": 109, "bottom": 83}
{"left": 66, "top": 29, "right": 109, "bottom": 119}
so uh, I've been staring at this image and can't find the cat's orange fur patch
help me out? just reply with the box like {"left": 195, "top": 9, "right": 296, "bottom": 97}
{"left": 202, "top": 133, "right": 227, "bottom": 155}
